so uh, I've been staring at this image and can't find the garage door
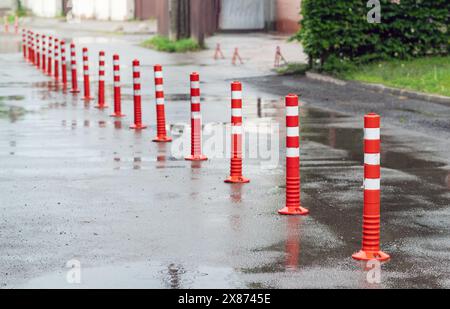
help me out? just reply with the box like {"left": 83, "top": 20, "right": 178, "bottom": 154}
{"left": 219, "top": 0, "right": 265, "bottom": 30}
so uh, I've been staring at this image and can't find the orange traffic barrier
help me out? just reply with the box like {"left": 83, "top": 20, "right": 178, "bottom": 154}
{"left": 231, "top": 48, "right": 243, "bottom": 65}
{"left": 152, "top": 65, "right": 172, "bottom": 142}
{"left": 225, "top": 81, "right": 249, "bottom": 184}
{"left": 214, "top": 43, "right": 225, "bottom": 60}
{"left": 353, "top": 113, "right": 390, "bottom": 262}
{"left": 185, "top": 72, "right": 207, "bottom": 161}
{"left": 278, "top": 94, "right": 309, "bottom": 216}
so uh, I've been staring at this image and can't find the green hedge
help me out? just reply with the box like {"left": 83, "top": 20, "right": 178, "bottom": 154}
{"left": 295, "top": 0, "right": 449, "bottom": 71}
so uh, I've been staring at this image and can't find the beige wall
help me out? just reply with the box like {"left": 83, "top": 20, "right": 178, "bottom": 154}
{"left": 276, "top": 0, "right": 301, "bottom": 33}
{"left": 23, "top": 0, "right": 62, "bottom": 17}
{"left": 71, "top": 0, "right": 134, "bottom": 21}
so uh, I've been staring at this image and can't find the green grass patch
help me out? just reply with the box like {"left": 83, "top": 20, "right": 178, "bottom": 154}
{"left": 338, "top": 56, "right": 450, "bottom": 97}
{"left": 275, "top": 62, "right": 309, "bottom": 76}
{"left": 141, "top": 36, "right": 201, "bottom": 53}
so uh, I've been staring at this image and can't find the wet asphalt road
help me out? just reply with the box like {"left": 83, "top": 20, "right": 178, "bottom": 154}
{"left": 0, "top": 30, "right": 449, "bottom": 289}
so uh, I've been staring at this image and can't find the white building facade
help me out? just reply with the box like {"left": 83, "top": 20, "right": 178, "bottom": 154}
{"left": 23, "top": 0, "right": 134, "bottom": 21}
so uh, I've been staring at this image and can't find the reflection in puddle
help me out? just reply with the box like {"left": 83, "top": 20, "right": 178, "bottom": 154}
{"left": 285, "top": 217, "right": 302, "bottom": 271}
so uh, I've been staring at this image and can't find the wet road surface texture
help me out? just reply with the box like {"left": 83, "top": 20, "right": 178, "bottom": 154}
{"left": 0, "top": 30, "right": 449, "bottom": 288}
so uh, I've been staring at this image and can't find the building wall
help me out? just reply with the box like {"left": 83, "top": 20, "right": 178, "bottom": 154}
{"left": 22, "top": 0, "right": 62, "bottom": 18}
{"left": 0, "top": 0, "right": 13, "bottom": 9}
{"left": 276, "top": 0, "right": 301, "bottom": 33}
{"left": 23, "top": 0, "right": 134, "bottom": 20}
{"left": 71, "top": 0, "right": 134, "bottom": 21}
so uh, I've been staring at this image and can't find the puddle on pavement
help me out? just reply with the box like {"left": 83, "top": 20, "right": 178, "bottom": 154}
{"left": 0, "top": 37, "right": 21, "bottom": 54}
{"left": 0, "top": 96, "right": 27, "bottom": 120}
{"left": 19, "top": 261, "right": 243, "bottom": 289}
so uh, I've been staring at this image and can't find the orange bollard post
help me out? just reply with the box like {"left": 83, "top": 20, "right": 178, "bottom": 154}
{"left": 82, "top": 47, "right": 93, "bottom": 101}
{"left": 41, "top": 35, "right": 47, "bottom": 73}
{"left": 3, "top": 16, "right": 8, "bottom": 34}
{"left": 152, "top": 65, "right": 172, "bottom": 142}
{"left": 232, "top": 48, "right": 243, "bottom": 65}
{"left": 70, "top": 43, "right": 80, "bottom": 93}
{"left": 110, "top": 54, "right": 125, "bottom": 117}
{"left": 95, "top": 51, "right": 108, "bottom": 109}
{"left": 213, "top": 43, "right": 225, "bottom": 60}
{"left": 352, "top": 113, "right": 390, "bottom": 262}
{"left": 14, "top": 16, "right": 18, "bottom": 34}
{"left": 35, "top": 33, "right": 41, "bottom": 69}
{"left": 225, "top": 81, "right": 249, "bottom": 184}
{"left": 22, "top": 29, "right": 27, "bottom": 60}
{"left": 54, "top": 38, "right": 60, "bottom": 81}
{"left": 47, "top": 36, "right": 53, "bottom": 76}
{"left": 60, "top": 40, "right": 68, "bottom": 88}
{"left": 274, "top": 46, "right": 287, "bottom": 68}
{"left": 130, "top": 60, "right": 147, "bottom": 130}
{"left": 278, "top": 94, "right": 309, "bottom": 216}
{"left": 185, "top": 72, "right": 207, "bottom": 161}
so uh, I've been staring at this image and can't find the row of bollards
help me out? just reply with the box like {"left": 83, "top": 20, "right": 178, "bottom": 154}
{"left": 20, "top": 28, "right": 389, "bottom": 262}
{"left": 214, "top": 43, "right": 288, "bottom": 68}
{"left": 3, "top": 15, "right": 19, "bottom": 34}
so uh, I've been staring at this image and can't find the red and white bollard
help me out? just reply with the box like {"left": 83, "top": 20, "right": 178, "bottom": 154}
{"left": 41, "top": 35, "right": 47, "bottom": 73}
{"left": 47, "top": 36, "right": 53, "bottom": 76}
{"left": 3, "top": 16, "right": 9, "bottom": 34}
{"left": 185, "top": 72, "right": 207, "bottom": 161}
{"left": 22, "top": 29, "right": 27, "bottom": 60}
{"left": 60, "top": 40, "right": 68, "bottom": 87}
{"left": 35, "top": 33, "right": 41, "bottom": 69}
{"left": 352, "top": 113, "right": 390, "bottom": 262}
{"left": 27, "top": 30, "right": 32, "bottom": 63}
{"left": 232, "top": 48, "right": 243, "bottom": 65}
{"left": 225, "top": 81, "right": 249, "bottom": 183}
{"left": 70, "top": 43, "right": 80, "bottom": 93}
{"left": 29, "top": 31, "right": 35, "bottom": 65}
{"left": 130, "top": 60, "right": 147, "bottom": 130}
{"left": 152, "top": 65, "right": 172, "bottom": 142}
{"left": 278, "top": 94, "right": 309, "bottom": 216}
{"left": 82, "top": 47, "right": 93, "bottom": 101}
{"left": 54, "top": 38, "right": 60, "bottom": 81}
{"left": 110, "top": 54, "right": 124, "bottom": 117}
{"left": 214, "top": 43, "right": 225, "bottom": 60}
{"left": 14, "top": 16, "right": 18, "bottom": 34}
{"left": 95, "top": 51, "right": 108, "bottom": 109}
{"left": 274, "top": 46, "right": 287, "bottom": 68}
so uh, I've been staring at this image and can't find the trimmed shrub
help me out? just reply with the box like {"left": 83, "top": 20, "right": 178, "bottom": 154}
{"left": 294, "top": 0, "right": 449, "bottom": 71}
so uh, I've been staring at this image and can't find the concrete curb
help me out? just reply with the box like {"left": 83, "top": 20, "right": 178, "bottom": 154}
{"left": 305, "top": 71, "right": 450, "bottom": 106}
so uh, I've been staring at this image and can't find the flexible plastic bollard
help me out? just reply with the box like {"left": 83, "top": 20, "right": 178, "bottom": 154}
{"left": 95, "top": 51, "right": 108, "bottom": 109}
{"left": 29, "top": 31, "right": 35, "bottom": 65}
{"left": 47, "top": 36, "right": 53, "bottom": 76}
{"left": 22, "top": 29, "right": 27, "bottom": 60}
{"left": 232, "top": 48, "right": 243, "bottom": 65}
{"left": 225, "top": 81, "right": 249, "bottom": 183}
{"left": 278, "top": 94, "right": 309, "bottom": 216}
{"left": 54, "top": 38, "right": 59, "bottom": 81}
{"left": 4, "top": 16, "right": 8, "bottom": 34}
{"left": 41, "top": 34, "right": 47, "bottom": 73}
{"left": 274, "top": 46, "right": 287, "bottom": 68}
{"left": 214, "top": 43, "right": 225, "bottom": 60}
{"left": 352, "top": 113, "right": 390, "bottom": 262}
{"left": 110, "top": 54, "right": 124, "bottom": 117}
{"left": 35, "top": 33, "right": 41, "bottom": 69}
{"left": 130, "top": 60, "right": 147, "bottom": 130}
{"left": 27, "top": 30, "right": 32, "bottom": 63}
{"left": 60, "top": 40, "right": 68, "bottom": 87}
{"left": 14, "top": 16, "right": 18, "bottom": 34}
{"left": 185, "top": 72, "right": 207, "bottom": 161}
{"left": 82, "top": 47, "right": 93, "bottom": 101}
{"left": 152, "top": 65, "right": 172, "bottom": 142}
{"left": 70, "top": 43, "right": 80, "bottom": 93}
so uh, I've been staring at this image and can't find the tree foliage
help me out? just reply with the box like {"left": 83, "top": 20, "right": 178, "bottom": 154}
{"left": 294, "top": 0, "right": 449, "bottom": 71}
